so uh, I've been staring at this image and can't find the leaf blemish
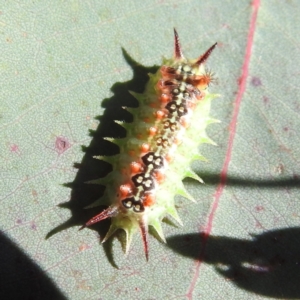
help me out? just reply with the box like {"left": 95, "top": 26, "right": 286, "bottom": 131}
{"left": 251, "top": 76, "right": 262, "bottom": 87}
{"left": 55, "top": 136, "right": 70, "bottom": 154}
{"left": 10, "top": 143, "right": 19, "bottom": 153}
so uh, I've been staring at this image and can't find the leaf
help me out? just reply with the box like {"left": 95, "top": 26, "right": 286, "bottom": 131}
{"left": 1, "top": 0, "right": 300, "bottom": 299}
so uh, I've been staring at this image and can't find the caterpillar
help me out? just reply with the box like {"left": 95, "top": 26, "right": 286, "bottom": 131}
{"left": 80, "top": 29, "right": 219, "bottom": 260}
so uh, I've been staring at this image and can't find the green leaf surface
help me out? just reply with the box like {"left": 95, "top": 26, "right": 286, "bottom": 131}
{"left": 1, "top": 1, "right": 300, "bottom": 299}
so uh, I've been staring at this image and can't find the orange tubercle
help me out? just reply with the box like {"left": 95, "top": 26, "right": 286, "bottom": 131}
{"left": 180, "top": 117, "right": 190, "bottom": 128}
{"left": 130, "top": 161, "right": 143, "bottom": 173}
{"left": 149, "top": 126, "right": 157, "bottom": 136}
{"left": 186, "top": 75, "right": 211, "bottom": 90}
{"left": 155, "top": 110, "right": 165, "bottom": 119}
{"left": 160, "top": 93, "right": 171, "bottom": 103}
{"left": 143, "top": 194, "right": 155, "bottom": 207}
{"left": 197, "top": 78, "right": 210, "bottom": 90}
{"left": 154, "top": 170, "right": 165, "bottom": 183}
{"left": 119, "top": 184, "right": 133, "bottom": 197}
{"left": 165, "top": 153, "right": 173, "bottom": 163}
{"left": 141, "top": 143, "right": 150, "bottom": 153}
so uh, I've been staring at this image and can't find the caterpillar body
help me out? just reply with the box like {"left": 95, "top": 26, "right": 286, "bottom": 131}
{"left": 80, "top": 29, "right": 219, "bottom": 260}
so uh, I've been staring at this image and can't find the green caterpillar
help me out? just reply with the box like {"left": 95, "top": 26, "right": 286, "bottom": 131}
{"left": 81, "top": 29, "right": 219, "bottom": 260}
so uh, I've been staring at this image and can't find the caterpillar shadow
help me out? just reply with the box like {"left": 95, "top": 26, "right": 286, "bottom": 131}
{"left": 46, "top": 48, "right": 159, "bottom": 267}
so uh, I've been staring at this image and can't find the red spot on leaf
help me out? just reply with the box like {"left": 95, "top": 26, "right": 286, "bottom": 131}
{"left": 55, "top": 136, "right": 70, "bottom": 154}
{"left": 251, "top": 76, "right": 262, "bottom": 87}
{"left": 255, "top": 205, "right": 264, "bottom": 212}
{"left": 263, "top": 96, "right": 269, "bottom": 104}
{"left": 30, "top": 222, "right": 37, "bottom": 230}
{"left": 79, "top": 243, "right": 91, "bottom": 252}
{"left": 10, "top": 143, "right": 19, "bottom": 153}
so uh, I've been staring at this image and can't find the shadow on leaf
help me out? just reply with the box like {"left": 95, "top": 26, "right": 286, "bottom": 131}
{"left": 167, "top": 227, "right": 300, "bottom": 299}
{"left": 46, "top": 48, "right": 158, "bottom": 267}
{"left": 203, "top": 173, "right": 300, "bottom": 189}
{"left": 0, "top": 232, "right": 67, "bottom": 299}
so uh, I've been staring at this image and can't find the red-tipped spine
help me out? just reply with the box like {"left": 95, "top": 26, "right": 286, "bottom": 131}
{"left": 79, "top": 206, "right": 118, "bottom": 230}
{"left": 174, "top": 28, "right": 184, "bottom": 59}
{"left": 195, "top": 42, "right": 217, "bottom": 65}
{"left": 139, "top": 220, "right": 149, "bottom": 261}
